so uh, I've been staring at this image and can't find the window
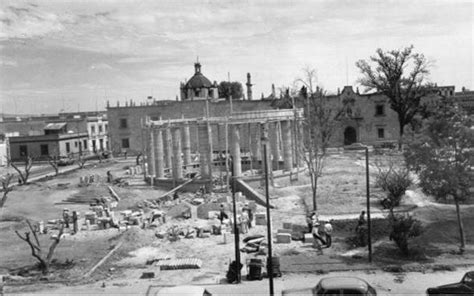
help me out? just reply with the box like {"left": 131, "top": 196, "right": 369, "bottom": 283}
{"left": 99, "top": 139, "right": 104, "bottom": 151}
{"left": 83, "top": 140, "right": 88, "bottom": 149}
{"left": 375, "top": 104, "right": 385, "bottom": 116}
{"left": 378, "top": 128, "right": 385, "bottom": 139}
{"left": 120, "top": 118, "right": 128, "bottom": 129}
{"left": 74, "top": 141, "right": 78, "bottom": 147}
{"left": 99, "top": 125, "right": 103, "bottom": 133}
{"left": 20, "top": 145, "right": 28, "bottom": 156}
{"left": 66, "top": 142, "right": 70, "bottom": 153}
{"left": 105, "top": 124, "right": 108, "bottom": 131}
{"left": 91, "top": 125, "right": 96, "bottom": 134}
{"left": 92, "top": 140, "right": 96, "bottom": 152}
{"left": 122, "top": 138, "right": 130, "bottom": 149}
{"left": 40, "top": 144, "right": 49, "bottom": 155}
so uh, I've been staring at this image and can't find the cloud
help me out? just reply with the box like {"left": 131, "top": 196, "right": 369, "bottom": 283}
{"left": 89, "top": 62, "right": 114, "bottom": 70}
{"left": 0, "top": 4, "right": 65, "bottom": 39}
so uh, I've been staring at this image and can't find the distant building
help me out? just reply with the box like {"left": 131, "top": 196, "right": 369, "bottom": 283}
{"left": 0, "top": 136, "right": 8, "bottom": 166}
{"left": 179, "top": 62, "right": 219, "bottom": 101}
{"left": 0, "top": 111, "right": 108, "bottom": 161}
{"left": 9, "top": 130, "right": 88, "bottom": 161}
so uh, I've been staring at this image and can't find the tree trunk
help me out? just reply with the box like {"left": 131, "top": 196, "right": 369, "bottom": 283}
{"left": 312, "top": 174, "right": 318, "bottom": 211}
{"left": 454, "top": 198, "right": 466, "bottom": 253}
{"left": 0, "top": 192, "right": 9, "bottom": 208}
{"left": 398, "top": 120, "right": 404, "bottom": 151}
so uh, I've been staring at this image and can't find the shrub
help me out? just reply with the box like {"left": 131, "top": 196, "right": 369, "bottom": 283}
{"left": 389, "top": 214, "right": 423, "bottom": 255}
{"left": 375, "top": 166, "right": 412, "bottom": 210}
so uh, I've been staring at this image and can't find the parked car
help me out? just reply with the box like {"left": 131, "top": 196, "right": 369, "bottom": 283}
{"left": 57, "top": 156, "right": 75, "bottom": 166}
{"left": 154, "top": 285, "right": 212, "bottom": 296}
{"left": 282, "top": 276, "right": 377, "bottom": 295}
{"left": 426, "top": 271, "right": 474, "bottom": 295}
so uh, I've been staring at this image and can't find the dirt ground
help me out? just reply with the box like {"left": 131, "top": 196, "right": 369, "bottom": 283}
{"left": 1, "top": 154, "right": 474, "bottom": 294}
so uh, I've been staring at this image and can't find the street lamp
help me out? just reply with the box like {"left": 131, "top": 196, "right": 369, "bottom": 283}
{"left": 364, "top": 146, "right": 373, "bottom": 263}
{"left": 229, "top": 156, "right": 241, "bottom": 283}
{"left": 261, "top": 123, "right": 274, "bottom": 296}
{"left": 351, "top": 145, "right": 372, "bottom": 262}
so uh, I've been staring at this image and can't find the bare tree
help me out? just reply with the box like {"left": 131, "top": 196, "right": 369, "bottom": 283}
{"left": 296, "top": 67, "right": 338, "bottom": 211}
{"left": 356, "top": 45, "right": 432, "bottom": 149}
{"left": 373, "top": 155, "right": 413, "bottom": 215}
{"left": 8, "top": 156, "right": 34, "bottom": 184}
{"left": 76, "top": 154, "right": 88, "bottom": 169}
{"left": 48, "top": 156, "right": 60, "bottom": 176}
{"left": 0, "top": 173, "right": 14, "bottom": 208}
{"left": 15, "top": 220, "right": 65, "bottom": 275}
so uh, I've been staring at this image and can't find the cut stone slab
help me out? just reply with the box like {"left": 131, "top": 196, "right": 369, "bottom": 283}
{"left": 255, "top": 213, "right": 266, "bottom": 225}
{"left": 276, "top": 233, "right": 291, "bottom": 244}
{"left": 303, "top": 233, "right": 314, "bottom": 244}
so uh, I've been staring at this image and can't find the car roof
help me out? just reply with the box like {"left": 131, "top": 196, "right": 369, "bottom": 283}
{"left": 319, "top": 276, "right": 370, "bottom": 292}
{"left": 155, "top": 285, "right": 208, "bottom": 296}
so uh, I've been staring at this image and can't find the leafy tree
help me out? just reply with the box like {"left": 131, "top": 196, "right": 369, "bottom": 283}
{"left": 296, "top": 67, "right": 338, "bottom": 211}
{"left": 8, "top": 156, "right": 34, "bottom": 184}
{"left": 15, "top": 219, "right": 65, "bottom": 275}
{"left": 0, "top": 173, "right": 14, "bottom": 208}
{"left": 389, "top": 213, "right": 423, "bottom": 255}
{"left": 218, "top": 81, "right": 244, "bottom": 100}
{"left": 356, "top": 45, "right": 432, "bottom": 149}
{"left": 405, "top": 98, "right": 474, "bottom": 253}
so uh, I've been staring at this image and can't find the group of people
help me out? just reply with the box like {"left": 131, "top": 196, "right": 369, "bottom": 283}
{"left": 217, "top": 202, "right": 254, "bottom": 234}
{"left": 307, "top": 211, "right": 333, "bottom": 253}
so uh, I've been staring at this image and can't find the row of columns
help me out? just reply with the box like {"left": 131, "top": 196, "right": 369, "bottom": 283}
{"left": 145, "top": 120, "right": 295, "bottom": 182}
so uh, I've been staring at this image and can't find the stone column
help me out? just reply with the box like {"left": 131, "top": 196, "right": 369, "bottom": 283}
{"left": 154, "top": 129, "right": 164, "bottom": 178}
{"left": 270, "top": 122, "right": 280, "bottom": 170}
{"left": 261, "top": 122, "right": 272, "bottom": 182}
{"left": 231, "top": 124, "right": 242, "bottom": 177}
{"left": 281, "top": 120, "right": 293, "bottom": 171}
{"left": 250, "top": 123, "right": 261, "bottom": 162}
{"left": 172, "top": 127, "right": 183, "bottom": 180}
{"left": 148, "top": 129, "right": 156, "bottom": 177}
{"left": 197, "top": 124, "right": 211, "bottom": 179}
{"left": 182, "top": 124, "right": 192, "bottom": 166}
{"left": 164, "top": 128, "right": 172, "bottom": 171}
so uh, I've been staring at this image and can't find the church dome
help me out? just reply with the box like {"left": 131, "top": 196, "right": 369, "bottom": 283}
{"left": 184, "top": 62, "right": 213, "bottom": 89}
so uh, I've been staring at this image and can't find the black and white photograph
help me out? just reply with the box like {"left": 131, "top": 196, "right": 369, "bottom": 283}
{"left": 0, "top": 0, "right": 473, "bottom": 295}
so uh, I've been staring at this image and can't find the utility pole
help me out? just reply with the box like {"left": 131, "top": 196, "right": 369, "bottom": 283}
{"left": 365, "top": 147, "right": 372, "bottom": 262}
{"left": 262, "top": 123, "right": 274, "bottom": 295}
{"left": 230, "top": 157, "right": 241, "bottom": 283}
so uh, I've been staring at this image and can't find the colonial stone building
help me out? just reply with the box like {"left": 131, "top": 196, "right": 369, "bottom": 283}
{"left": 107, "top": 62, "right": 472, "bottom": 155}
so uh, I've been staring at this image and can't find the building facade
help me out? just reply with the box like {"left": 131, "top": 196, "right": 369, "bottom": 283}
{"left": 9, "top": 132, "right": 89, "bottom": 161}
{"left": 107, "top": 63, "right": 473, "bottom": 155}
{"left": 1, "top": 111, "right": 108, "bottom": 161}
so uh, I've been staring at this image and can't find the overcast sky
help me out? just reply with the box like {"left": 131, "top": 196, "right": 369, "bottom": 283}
{"left": 0, "top": 0, "right": 472, "bottom": 114}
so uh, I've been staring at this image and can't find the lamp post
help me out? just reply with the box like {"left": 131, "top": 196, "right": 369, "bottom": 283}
{"left": 229, "top": 157, "right": 241, "bottom": 283}
{"left": 364, "top": 146, "right": 372, "bottom": 262}
{"left": 262, "top": 123, "right": 274, "bottom": 296}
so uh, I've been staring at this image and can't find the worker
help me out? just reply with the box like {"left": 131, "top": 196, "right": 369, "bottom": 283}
{"left": 323, "top": 220, "right": 333, "bottom": 248}
{"left": 312, "top": 217, "right": 326, "bottom": 253}
{"left": 240, "top": 211, "right": 249, "bottom": 234}
{"left": 72, "top": 211, "right": 79, "bottom": 234}
{"left": 307, "top": 211, "right": 318, "bottom": 233}
{"left": 242, "top": 202, "right": 253, "bottom": 229}
{"left": 62, "top": 209, "right": 70, "bottom": 228}
{"left": 218, "top": 204, "right": 228, "bottom": 224}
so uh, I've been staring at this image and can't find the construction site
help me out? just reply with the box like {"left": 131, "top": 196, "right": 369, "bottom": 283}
{"left": 1, "top": 108, "right": 474, "bottom": 295}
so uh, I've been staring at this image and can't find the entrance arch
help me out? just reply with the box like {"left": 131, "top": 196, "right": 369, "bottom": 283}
{"left": 344, "top": 126, "right": 357, "bottom": 145}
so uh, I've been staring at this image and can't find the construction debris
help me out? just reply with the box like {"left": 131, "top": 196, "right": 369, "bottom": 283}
{"left": 156, "top": 258, "right": 202, "bottom": 270}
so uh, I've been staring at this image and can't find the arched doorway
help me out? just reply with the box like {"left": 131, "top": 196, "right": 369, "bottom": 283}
{"left": 344, "top": 126, "right": 357, "bottom": 145}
